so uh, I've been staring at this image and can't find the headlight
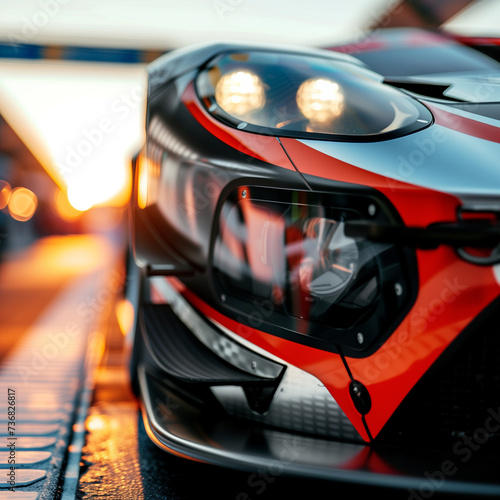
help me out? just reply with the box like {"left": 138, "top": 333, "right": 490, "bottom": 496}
{"left": 296, "top": 78, "right": 344, "bottom": 126}
{"left": 196, "top": 51, "right": 432, "bottom": 139}
{"left": 212, "top": 186, "right": 416, "bottom": 356}
{"left": 215, "top": 70, "right": 266, "bottom": 118}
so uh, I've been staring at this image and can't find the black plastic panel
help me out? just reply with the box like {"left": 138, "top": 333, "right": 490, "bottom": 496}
{"left": 142, "top": 303, "right": 277, "bottom": 385}
{"left": 377, "top": 296, "right": 500, "bottom": 449}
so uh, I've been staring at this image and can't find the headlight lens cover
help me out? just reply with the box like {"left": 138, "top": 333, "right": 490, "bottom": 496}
{"left": 212, "top": 187, "right": 416, "bottom": 356}
{"left": 196, "top": 51, "right": 432, "bottom": 140}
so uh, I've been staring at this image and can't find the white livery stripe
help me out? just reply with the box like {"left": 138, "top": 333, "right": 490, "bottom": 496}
{"left": 299, "top": 122, "right": 500, "bottom": 199}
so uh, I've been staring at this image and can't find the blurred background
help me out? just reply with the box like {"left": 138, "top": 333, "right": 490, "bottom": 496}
{"left": 0, "top": 0, "right": 498, "bottom": 258}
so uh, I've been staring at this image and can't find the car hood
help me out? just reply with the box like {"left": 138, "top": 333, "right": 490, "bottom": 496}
{"left": 406, "top": 70, "right": 500, "bottom": 103}
{"left": 280, "top": 101, "right": 500, "bottom": 209}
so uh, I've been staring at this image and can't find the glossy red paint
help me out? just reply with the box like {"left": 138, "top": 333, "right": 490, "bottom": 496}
{"left": 161, "top": 276, "right": 370, "bottom": 442}
{"left": 271, "top": 139, "right": 500, "bottom": 438}
{"left": 278, "top": 138, "right": 461, "bottom": 227}
{"left": 163, "top": 249, "right": 499, "bottom": 441}
{"left": 451, "top": 36, "right": 500, "bottom": 47}
{"left": 349, "top": 246, "right": 500, "bottom": 437}
{"left": 428, "top": 104, "right": 500, "bottom": 144}
{"left": 182, "top": 82, "right": 296, "bottom": 171}
{"left": 157, "top": 94, "right": 500, "bottom": 443}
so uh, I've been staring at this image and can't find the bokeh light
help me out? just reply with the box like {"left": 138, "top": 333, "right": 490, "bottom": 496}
{"left": 0, "top": 180, "right": 12, "bottom": 210}
{"left": 8, "top": 187, "right": 38, "bottom": 222}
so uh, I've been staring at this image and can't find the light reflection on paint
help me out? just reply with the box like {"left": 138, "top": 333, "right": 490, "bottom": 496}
{"left": 137, "top": 154, "right": 148, "bottom": 209}
{"left": 116, "top": 298, "right": 135, "bottom": 337}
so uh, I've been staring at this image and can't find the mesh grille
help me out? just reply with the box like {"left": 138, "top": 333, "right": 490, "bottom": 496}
{"left": 377, "top": 298, "right": 500, "bottom": 449}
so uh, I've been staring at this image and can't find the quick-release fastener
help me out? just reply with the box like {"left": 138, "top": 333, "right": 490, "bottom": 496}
{"left": 349, "top": 380, "right": 372, "bottom": 416}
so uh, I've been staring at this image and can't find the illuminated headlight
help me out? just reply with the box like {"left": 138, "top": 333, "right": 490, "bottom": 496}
{"left": 211, "top": 186, "right": 415, "bottom": 355}
{"left": 296, "top": 78, "right": 344, "bottom": 125}
{"left": 215, "top": 70, "right": 266, "bottom": 118}
{"left": 197, "top": 51, "right": 432, "bottom": 138}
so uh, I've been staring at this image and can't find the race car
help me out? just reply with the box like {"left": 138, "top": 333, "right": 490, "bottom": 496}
{"left": 126, "top": 28, "right": 500, "bottom": 494}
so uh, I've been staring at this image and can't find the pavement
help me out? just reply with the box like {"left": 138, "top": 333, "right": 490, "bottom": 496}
{"left": 0, "top": 234, "right": 123, "bottom": 500}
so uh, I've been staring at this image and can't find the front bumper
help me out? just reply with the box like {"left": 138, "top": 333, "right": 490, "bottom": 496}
{"left": 134, "top": 281, "right": 500, "bottom": 496}
{"left": 139, "top": 367, "right": 500, "bottom": 496}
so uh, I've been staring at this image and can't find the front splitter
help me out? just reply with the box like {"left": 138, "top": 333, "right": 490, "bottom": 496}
{"left": 138, "top": 367, "right": 500, "bottom": 496}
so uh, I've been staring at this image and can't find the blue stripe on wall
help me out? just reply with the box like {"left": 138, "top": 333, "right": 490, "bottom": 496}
{"left": 0, "top": 43, "right": 43, "bottom": 59}
{"left": 0, "top": 42, "right": 164, "bottom": 63}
